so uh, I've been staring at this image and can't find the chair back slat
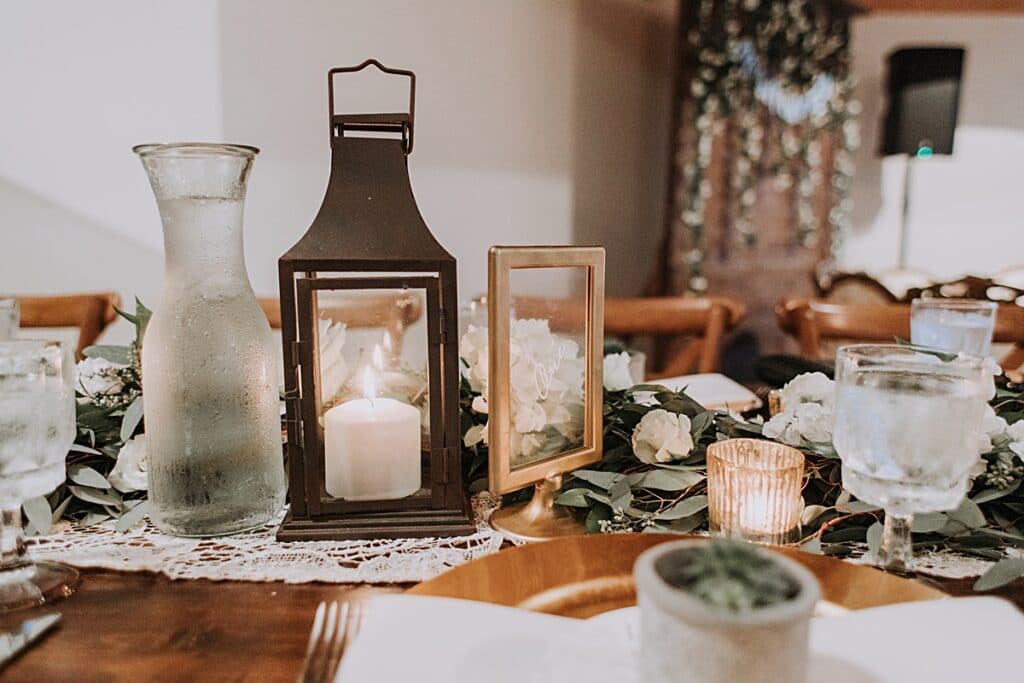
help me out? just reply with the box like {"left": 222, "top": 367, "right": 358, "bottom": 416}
{"left": 260, "top": 295, "right": 424, "bottom": 354}
{"left": 513, "top": 295, "right": 745, "bottom": 379}
{"left": 16, "top": 293, "right": 121, "bottom": 358}
{"left": 777, "top": 298, "right": 1024, "bottom": 372}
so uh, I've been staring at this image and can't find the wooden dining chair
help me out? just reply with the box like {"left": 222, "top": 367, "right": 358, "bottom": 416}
{"left": 259, "top": 294, "right": 424, "bottom": 354}
{"left": 16, "top": 292, "right": 121, "bottom": 358}
{"left": 511, "top": 295, "right": 745, "bottom": 379}
{"left": 776, "top": 298, "right": 1024, "bottom": 373}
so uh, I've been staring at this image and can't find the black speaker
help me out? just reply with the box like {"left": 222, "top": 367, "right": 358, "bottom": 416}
{"left": 880, "top": 47, "right": 965, "bottom": 157}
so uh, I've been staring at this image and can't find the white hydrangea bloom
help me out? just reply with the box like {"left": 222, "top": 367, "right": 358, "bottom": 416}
{"left": 75, "top": 357, "right": 127, "bottom": 397}
{"left": 777, "top": 372, "right": 834, "bottom": 411}
{"left": 763, "top": 402, "right": 833, "bottom": 447}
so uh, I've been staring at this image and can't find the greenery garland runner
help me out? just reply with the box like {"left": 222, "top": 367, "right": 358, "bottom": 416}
{"left": 680, "top": 0, "right": 860, "bottom": 292}
{"left": 461, "top": 369, "right": 1024, "bottom": 589}
{"left": 33, "top": 301, "right": 1024, "bottom": 589}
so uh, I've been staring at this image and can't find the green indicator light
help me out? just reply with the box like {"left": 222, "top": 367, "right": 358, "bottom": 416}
{"left": 916, "top": 146, "right": 933, "bottom": 159}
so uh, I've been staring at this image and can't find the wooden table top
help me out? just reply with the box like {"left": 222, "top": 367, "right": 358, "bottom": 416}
{"left": 1, "top": 568, "right": 1021, "bottom": 682}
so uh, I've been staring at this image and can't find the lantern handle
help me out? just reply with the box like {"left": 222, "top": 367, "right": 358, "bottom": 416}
{"left": 328, "top": 60, "right": 416, "bottom": 154}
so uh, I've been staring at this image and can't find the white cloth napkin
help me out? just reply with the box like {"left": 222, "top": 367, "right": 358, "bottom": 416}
{"left": 635, "top": 373, "right": 762, "bottom": 411}
{"left": 337, "top": 595, "right": 1024, "bottom": 682}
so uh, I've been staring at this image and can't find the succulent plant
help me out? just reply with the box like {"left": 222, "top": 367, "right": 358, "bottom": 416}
{"left": 655, "top": 539, "right": 800, "bottom": 612}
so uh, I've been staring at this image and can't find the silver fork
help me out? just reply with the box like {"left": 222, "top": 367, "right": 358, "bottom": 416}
{"left": 297, "top": 600, "right": 363, "bottom": 683}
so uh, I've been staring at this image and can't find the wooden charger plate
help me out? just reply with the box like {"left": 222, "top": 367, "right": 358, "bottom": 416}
{"left": 410, "top": 534, "right": 945, "bottom": 618}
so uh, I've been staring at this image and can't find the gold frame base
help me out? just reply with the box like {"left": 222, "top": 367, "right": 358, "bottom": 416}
{"left": 489, "top": 474, "right": 587, "bottom": 543}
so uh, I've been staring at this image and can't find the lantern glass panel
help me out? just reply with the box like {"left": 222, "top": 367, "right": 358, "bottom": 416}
{"left": 506, "top": 266, "right": 589, "bottom": 467}
{"left": 305, "top": 278, "right": 437, "bottom": 503}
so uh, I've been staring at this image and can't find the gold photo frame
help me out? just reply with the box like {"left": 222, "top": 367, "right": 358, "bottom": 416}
{"left": 487, "top": 246, "right": 605, "bottom": 541}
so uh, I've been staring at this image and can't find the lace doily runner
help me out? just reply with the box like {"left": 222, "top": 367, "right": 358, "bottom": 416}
{"left": 26, "top": 495, "right": 507, "bottom": 584}
{"left": 26, "top": 494, "right": 1013, "bottom": 584}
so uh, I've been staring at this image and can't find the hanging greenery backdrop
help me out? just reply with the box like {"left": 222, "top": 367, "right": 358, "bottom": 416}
{"left": 679, "top": 0, "right": 860, "bottom": 293}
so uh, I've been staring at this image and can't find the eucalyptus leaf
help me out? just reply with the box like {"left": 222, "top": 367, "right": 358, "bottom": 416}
{"left": 609, "top": 478, "right": 632, "bottom": 510}
{"left": 912, "top": 513, "right": 948, "bottom": 533}
{"left": 585, "top": 505, "right": 612, "bottom": 533}
{"left": 801, "top": 536, "right": 823, "bottom": 554}
{"left": 68, "top": 464, "right": 110, "bottom": 489}
{"left": 68, "top": 443, "right": 103, "bottom": 456}
{"left": 69, "top": 485, "right": 123, "bottom": 508}
{"left": 22, "top": 496, "right": 52, "bottom": 535}
{"left": 83, "top": 345, "right": 132, "bottom": 365}
{"left": 556, "top": 488, "right": 592, "bottom": 508}
{"left": 116, "top": 298, "right": 152, "bottom": 343}
{"left": 657, "top": 495, "right": 709, "bottom": 520}
{"left": 690, "top": 411, "right": 715, "bottom": 439}
{"left": 948, "top": 498, "right": 987, "bottom": 529}
{"left": 972, "top": 481, "right": 1021, "bottom": 505}
{"left": 801, "top": 504, "right": 828, "bottom": 526}
{"left": 650, "top": 512, "right": 705, "bottom": 534}
{"left": 120, "top": 396, "right": 144, "bottom": 443}
{"left": 570, "top": 470, "right": 622, "bottom": 491}
{"left": 51, "top": 496, "right": 72, "bottom": 525}
{"left": 115, "top": 500, "right": 150, "bottom": 533}
{"left": 631, "top": 468, "right": 704, "bottom": 491}
{"left": 974, "top": 558, "right": 1024, "bottom": 591}
{"left": 836, "top": 499, "right": 881, "bottom": 514}
{"left": 80, "top": 511, "right": 112, "bottom": 525}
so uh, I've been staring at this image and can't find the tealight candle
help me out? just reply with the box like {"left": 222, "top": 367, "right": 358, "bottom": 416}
{"left": 707, "top": 439, "right": 804, "bottom": 545}
{"left": 324, "top": 366, "right": 421, "bottom": 501}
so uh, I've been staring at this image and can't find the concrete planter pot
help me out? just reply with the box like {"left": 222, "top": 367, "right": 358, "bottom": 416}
{"left": 633, "top": 539, "right": 820, "bottom": 683}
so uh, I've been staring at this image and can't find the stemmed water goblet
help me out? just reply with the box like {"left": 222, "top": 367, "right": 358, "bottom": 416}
{"left": 0, "top": 340, "right": 79, "bottom": 611}
{"left": 832, "top": 344, "right": 990, "bottom": 573}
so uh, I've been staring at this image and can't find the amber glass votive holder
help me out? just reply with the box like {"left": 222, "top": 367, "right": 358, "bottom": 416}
{"left": 707, "top": 438, "right": 804, "bottom": 545}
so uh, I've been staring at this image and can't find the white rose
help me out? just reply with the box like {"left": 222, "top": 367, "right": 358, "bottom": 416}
{"left": 631, "top": 409, "right": 695, "bottom": 464}
{"left": 75, "top": 357, "right": 126, "bottom": 397}
{"left": 977, "top": 404, "right": 1008, "bottom": 454}
{"left": 603, "top": 352, "right": 634, "bottom": 392}
{"left": 763, "top": 402, "right": 832, "bottom": 446}
{"left": 1007, "top": 420, "right": 1024, "bottom": 458}
{"left": 471, "top": 395, "right": 489, "bottom": 415}
{"left": 108, "top": 435, "right": 148, "bottom": 493}
{"left": 777, "top": 372, "right": 834, "bottom": 411}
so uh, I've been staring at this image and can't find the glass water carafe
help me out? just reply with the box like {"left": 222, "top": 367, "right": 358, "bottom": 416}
{"left": 134, "top": 143, "right": 285, "bottom": 536}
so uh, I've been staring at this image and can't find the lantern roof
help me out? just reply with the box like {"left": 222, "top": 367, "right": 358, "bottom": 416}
{"left": 280, "top": 134, "right": 454, "bottom": 271}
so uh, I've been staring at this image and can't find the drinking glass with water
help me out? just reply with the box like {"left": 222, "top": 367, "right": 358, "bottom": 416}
{"left": 910, "top": 298, "right": 997, "bottom": 357}
{"left": 0, "top": 340, "right": 79, "bottom": 611}
{"left": 832, "top": 344, "right": 990, "bottom": 573}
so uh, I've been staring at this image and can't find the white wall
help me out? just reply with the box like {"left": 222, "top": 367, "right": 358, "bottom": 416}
{"left": 0, "top": 0, "right": 675, "bottom": 341}
{"left": 843, "top": 14, "right": 1024, "bottom": 280}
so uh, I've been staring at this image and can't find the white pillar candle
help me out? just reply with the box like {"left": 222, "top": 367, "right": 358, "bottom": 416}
{"left": 324, "top": 396, "right": 422, "bottom": 501}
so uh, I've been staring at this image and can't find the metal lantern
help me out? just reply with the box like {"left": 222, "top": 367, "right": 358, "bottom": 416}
{"left": 276, "top": 61, "right": 474, "bottom": 540}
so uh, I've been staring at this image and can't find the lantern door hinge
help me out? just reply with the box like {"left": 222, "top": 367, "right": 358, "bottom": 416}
{"left": 438, "top": 308, "right": 447, "bottom": 345}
